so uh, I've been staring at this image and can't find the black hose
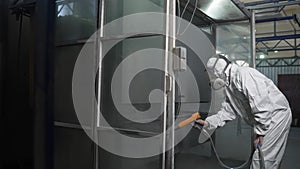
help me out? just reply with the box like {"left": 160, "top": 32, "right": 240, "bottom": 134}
{"left": 257, "top": 144, "right": 265, "bottom": 169}
{"left": 193, "top": 124, "right": 265, "bottom": 169}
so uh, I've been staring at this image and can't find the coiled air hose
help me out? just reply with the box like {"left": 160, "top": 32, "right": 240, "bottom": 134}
{"left": 178, "top": 112, "right": 265, "bottom": 169}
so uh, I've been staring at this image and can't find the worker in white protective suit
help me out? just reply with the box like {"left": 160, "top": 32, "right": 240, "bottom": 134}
{"left": 197, "top": 55, "right": 292, "bottom": 169}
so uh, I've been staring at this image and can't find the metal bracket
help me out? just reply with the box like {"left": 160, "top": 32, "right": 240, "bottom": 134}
{"left": 165, "top": 75, "right": 173, "bottom": 94}
{"left": 173, "top": 46, "right": 187, "bottom": 72}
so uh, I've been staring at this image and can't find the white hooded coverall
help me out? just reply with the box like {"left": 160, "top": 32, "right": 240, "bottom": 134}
{"left": 205, "top": 64, "right": 292, "bottom": 169}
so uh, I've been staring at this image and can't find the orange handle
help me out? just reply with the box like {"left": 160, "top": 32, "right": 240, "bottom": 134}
{"left": 178, "top": 112, "right": 201, "bottom": 128}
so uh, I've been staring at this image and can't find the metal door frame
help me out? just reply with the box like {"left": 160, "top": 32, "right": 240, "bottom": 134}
{"left": 95, "top": 0, "right": 177, "bottom": 169}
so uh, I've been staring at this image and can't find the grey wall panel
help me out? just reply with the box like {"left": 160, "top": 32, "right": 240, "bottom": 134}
{"left": 257, "top": 66, "right": 300, "bottom": 85}
{"left": 212, "top": 89, "right": 253, "bottom": 161}
{"left": 55, "top": 0, "right": 96, "bottom": 42}
{"left": 54, "top": 127, "right": 93, "bottom": 169}
{"left": 54, "top": 44, "right": 94, "bottom": 125}
{"left": 215, "top": 119, "right": 252, "bottom": 161}
{"left": 175, "top": 36, "right": 213, "bottom": 103}
{"left": 99, "top": 147, "right": 161, "bottom": 169}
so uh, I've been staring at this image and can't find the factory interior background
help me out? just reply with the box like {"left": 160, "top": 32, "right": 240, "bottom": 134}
{"left": 0, "top": 0, "right": 300, "bottom": 169}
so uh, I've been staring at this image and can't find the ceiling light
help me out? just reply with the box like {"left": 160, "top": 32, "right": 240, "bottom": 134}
{"left": 259, "top": 54, "right": 265, "bottom": 59}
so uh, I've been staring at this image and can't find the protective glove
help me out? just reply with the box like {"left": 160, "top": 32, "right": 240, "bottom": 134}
{"left": 194, "top": 119, "right": 209, "bottom": 128}
{"left": 254, "top": 135, "right": 264, "bottom": 148}
{"left": 194, "top": 119, "right": 212, "bottom": 144}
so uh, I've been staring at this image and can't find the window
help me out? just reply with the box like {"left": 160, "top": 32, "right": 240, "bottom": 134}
{"left": 57, "top": 2, "right": 74, "bottom": 17}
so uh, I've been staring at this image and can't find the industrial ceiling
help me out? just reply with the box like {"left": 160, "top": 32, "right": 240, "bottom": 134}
{"left": 240, "top": 0, "right": 300, "bottom": 59}
{"left": 179, "top": 0, "right": 300, "bottom": 62}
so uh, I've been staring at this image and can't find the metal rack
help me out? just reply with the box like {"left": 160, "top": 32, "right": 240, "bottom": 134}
{"left": 243, "top": 0, "right": 300, "bottom": 67}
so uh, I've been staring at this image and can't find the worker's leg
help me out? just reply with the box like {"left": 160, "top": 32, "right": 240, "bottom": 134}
{"left": 250, "top": 109, "right": 292, "bottom": 169}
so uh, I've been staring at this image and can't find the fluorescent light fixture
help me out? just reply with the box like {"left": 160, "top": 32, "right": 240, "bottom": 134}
{"left": 259, "top": 54, "right": 265, "bottom": 59}
{"left": 274, "top": 50, "right": 278, "bottom": 53}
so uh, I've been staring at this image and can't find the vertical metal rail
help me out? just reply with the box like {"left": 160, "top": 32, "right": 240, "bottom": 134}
{"left": 250, "top": 9, "right": 256, "bottom": 165}
{"left": 97, "top": 0, "right": 105, "bottom": 128}
{"left": 95, "top": 0, "right": 105, "bottom": 169}
{"left": 163, "top": 0, "right": 176, "bottom": 169}
{"left": 250, "top": 10, "right": 256, "bottom": 68}
{"left": 92, "top": 0, "right": 103, "bottom": 169}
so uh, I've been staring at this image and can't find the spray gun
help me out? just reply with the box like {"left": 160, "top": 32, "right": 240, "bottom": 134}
{"left": 178, "top": 112, "right": 201, "bottom": 128}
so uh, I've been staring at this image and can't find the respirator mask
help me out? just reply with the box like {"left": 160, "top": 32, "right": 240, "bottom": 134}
{"left": 210, "top": 78, "right": 227, "bottom": 90}
{"left": 206, "top": 55, "right": 232, "bottom": 90}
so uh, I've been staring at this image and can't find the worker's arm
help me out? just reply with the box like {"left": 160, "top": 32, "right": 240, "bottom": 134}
{"left": 203, "top": 99, "right": 237, "bottom": 130}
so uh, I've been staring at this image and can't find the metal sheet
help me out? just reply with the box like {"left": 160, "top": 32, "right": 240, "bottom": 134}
{"left": 197, "top": 0, "right": 247, "bottom": 21}
{"left": 257, "top": 66, "right": 300, "bottom": 85}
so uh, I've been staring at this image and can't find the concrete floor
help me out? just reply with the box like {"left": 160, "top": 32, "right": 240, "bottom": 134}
{"left": 175, "top": 153, "right": 245, "bottom": 169}
{"left": 173, "top": 127, "right": 300, "bottom": 169}
{"left": 280, "top": 127, "right": 300, "bottom": 169}
{"left": 106, "top": 127, "right": 300, "bottom": 169}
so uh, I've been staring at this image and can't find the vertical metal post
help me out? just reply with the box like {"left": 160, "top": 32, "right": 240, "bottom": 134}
{"left": 94, "top": 0, "right": 104, "bottom": 169}
{"left": 97, "top": 0, "right": 105, "bottom": 129}
{"left": 294, "top": 30, "right": 297, "bottom": 57}
{"left": 250, "top": 9, "right": 256, "bottom": 68}
{"left": 250, "top": 9, "right": 256, "bottom": 163}
{"left": 274, "top": 20, "right": 277, "bottom": 36}
{"left": 163, "top": 0, "right": 176, "bottom": 169}
{"left": 34, "top": 0, "right": 55, "bottom": 169}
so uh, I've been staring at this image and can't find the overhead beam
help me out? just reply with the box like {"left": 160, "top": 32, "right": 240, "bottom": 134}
{"left": 244, "top": 0, "right": 280, "bottom": 6}
{"left": 256, "top": 34, "right": 300, "bottom": 42}
{"left": 231, "top": 0, "right": 251, "bottom": 18}
{"left": 246, "top": 0, "right": 300, "bottom": 10}
{"left": 256, "top": 57, "right": 300, "bottom": 67}
{"left": 261, "top": 48, "right": 300, "bottom": 52}
{"left": 256, "top": 15, "right": 294, "bottom": 23}
{"left": 218, "top": 34, "right": 300, "bottom": 43}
